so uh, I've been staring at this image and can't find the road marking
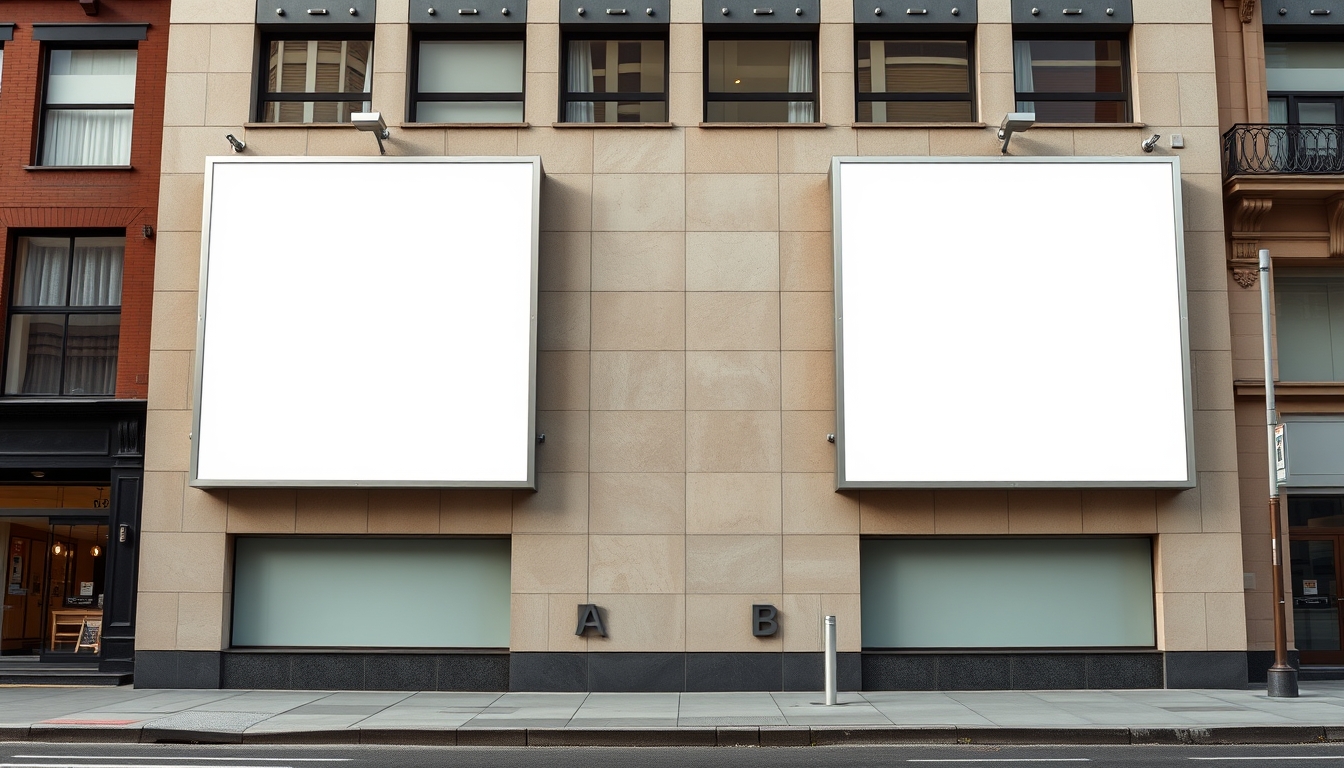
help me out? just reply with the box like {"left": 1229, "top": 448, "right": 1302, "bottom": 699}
{"left": 2, "top": 764, "right": 298, "bottom": 768}
{"left": 908, "top": 761, "right": 1090, "bottom": 764}
{"left": 13, "top": 760, "right": 349, "bottom": 764}
{"left": 1189, "top": 758, "right": 1344, "bottom": 761}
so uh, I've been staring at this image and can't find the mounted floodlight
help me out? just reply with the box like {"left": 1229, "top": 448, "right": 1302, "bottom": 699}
{"left": 998, "top": 112, "right": 1035, "bottom": 154}
{"left": 352, "top": 112, "right": 389, "bottom": 155}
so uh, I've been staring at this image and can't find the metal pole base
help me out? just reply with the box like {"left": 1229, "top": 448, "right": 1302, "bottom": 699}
{"left": 1267, "top": 666, "right": 1299, "bottom": 698}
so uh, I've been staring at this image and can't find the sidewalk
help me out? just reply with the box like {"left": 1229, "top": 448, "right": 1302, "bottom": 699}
{"left": 2, "top": 683, "right": 1344, "bottom": 746}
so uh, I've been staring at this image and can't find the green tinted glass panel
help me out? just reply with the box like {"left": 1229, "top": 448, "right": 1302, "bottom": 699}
{"left": 861, "top": 538, "right": 1155, "bottom": 648}
{"left": 232, "top": 537, "right": 510, "bottom": 647}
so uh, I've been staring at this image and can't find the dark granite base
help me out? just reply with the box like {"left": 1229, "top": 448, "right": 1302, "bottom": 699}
{"left": 1164, "top": 651, "right": 1250, "bottom": 689}
{"left": 136, "top": 651, "right": 508, "bottom": 691}
{"left": 862, "top": 652, "right": 1165, "bottom": 690}
{"left": 1245, "top": 650, "right": 1300, "bottom": 683}
{"left": 509, "top": 652, "right": 862, "bottom": 692}
{"left": 134, "top": 650, "right": 223, "bottom": 689}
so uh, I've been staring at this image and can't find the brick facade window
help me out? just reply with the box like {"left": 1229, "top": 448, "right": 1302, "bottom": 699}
{"left": 39, "top": 48, "right": 138, "bottom": 166}
{"left": 5, "top": 234, "right": 124, "bottom": 397}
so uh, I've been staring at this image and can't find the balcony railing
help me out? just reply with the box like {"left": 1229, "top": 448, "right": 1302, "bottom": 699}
{"left": 1222, "top": 123, "right": 1344, "bottom": 176}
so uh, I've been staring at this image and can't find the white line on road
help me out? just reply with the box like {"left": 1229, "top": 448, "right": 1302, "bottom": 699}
{"left": 13, "top": 760, "right": 349, "bottom": 763}
{"left": 2, "top": 764, "right": 297, "bottom": 768}
{"left": 907, "top": 760, "right": 1091, "bottom": 764}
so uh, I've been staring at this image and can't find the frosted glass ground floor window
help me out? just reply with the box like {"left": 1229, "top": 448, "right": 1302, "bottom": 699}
{"left": 860, "top": 537, "right": 1156, "bottom": 649}
{"left": 231, "top": 537, "right": 510, "bottom": 648}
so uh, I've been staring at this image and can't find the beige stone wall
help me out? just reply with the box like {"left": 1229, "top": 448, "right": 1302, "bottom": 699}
{"left": 140, "top": 0, "right": 1246, "bottom": 656}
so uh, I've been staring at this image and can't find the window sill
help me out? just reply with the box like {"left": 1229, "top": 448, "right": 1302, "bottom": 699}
{"left": 552, "top": 122, "right": 675, "bottom": 129}
{"left": 1028, "top": 122, "right": 1147, "bottom": 129}
{"left": 697, "top": 122, "right": 827, "bottom": 129}
{"left": 23, "top": 165, "right": 134, "bottom": 171}
{"left": 852, "top": 122, "right": 986, "bottom": 129}
{"left": 400, "top": 122, "right": 530, "bottom": 129}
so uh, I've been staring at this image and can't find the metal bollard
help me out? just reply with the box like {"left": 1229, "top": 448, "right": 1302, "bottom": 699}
{"left": 823, "top": 615, "right": 837, "bottom": 706}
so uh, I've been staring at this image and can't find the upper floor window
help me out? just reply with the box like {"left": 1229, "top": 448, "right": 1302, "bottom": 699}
{"left": 413, "top": 37, "right": 525, "bottom": 123}
{"left": 259, "top": 35, "right": 372, "bottom": 123}
{"left": 1276, "top": 274, "right": 1344, "bottom": 382}
{"left": 5, "top": 235, "right": 124, "bottom": 397}
{"left": 40, "top": 48, "right": 137, "bottom": 166}
{"left": 856, "top": 38, "right": 973, "bottom": 123}
{"left": 705, "top": 36, "right": 816, "bottom": 123}
{"left": 563, "top": 36, "right": 667, "bottom": 123}
{"left": 1266, "top": 41, "right": 1344, "bottom": 126}
{"left": 1013, "top": 38, "right": 1129, "bottom": 123}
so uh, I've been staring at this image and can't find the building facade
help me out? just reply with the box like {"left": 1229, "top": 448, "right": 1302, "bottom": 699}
{"left": 136, "top": 0, "right": 1249, "bottom": 691}
{"left": 0, "top": 0, "right": 169, "bottom": 676}
{"left": 1214, "top": 0, "right": 1344, "bottom": 674}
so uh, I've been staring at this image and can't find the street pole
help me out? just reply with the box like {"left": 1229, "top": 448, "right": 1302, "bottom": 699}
{"left": 1260, "top": 248, "right": 1298, "bottom": 698}
{"left": 823, "top": 615, "right": 837, "bottom": 705}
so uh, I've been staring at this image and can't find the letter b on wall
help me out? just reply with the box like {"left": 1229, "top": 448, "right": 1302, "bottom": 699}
{"left": 752, "top": 604, "right": 778, "bottom": 637}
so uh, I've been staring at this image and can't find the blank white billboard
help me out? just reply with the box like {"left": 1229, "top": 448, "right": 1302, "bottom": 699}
{"left": 833, "top": 158, "right": 1192, "bottom": 488}
{"left": 192, "top": 157, "right": 540, "bottom": 488}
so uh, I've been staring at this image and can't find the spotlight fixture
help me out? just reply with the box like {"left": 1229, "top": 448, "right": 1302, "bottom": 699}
{"left": 90, "top": 545, "right": 102, "bottom": 557}
{"left": 142, "top": 224, "right": 154, "bottom": 239}
{"left": 1142, "top": 134, "right": 1161, "bottom": 153}
{"left": 52, "top": 542, "right": 63, "bottom": 556}
{"left": 352, "top": 112, "right": 389, "bottom": 155}
{"left": 998, "top": 112, "right": 1035, "bottom": 154}
{"left": 225, "top": 134, "right": 246, "bottom": 153}
{"left": 30, "top": 470, "right": 45, "bottom": 478}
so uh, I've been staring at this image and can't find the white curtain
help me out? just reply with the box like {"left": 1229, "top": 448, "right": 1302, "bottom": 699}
{"left": 70, "top": 241, "right": 124, "bottom": 306}
{"left": 41, "top": 109, "right": 133, "bottom": 166}
{"left": 566, "top": 41, "right": 595, "bottom": 122}
{"left": 1268, "top": 97, "right": 1289, "bottom": 168}
{"left": 13, "top": 241, "right": 69, "bottom": 306}
{"left": 63, "top": 314, "right": 120, "bottom": 396}
{"left": 1013, "top": 40, "right": 1036, "bottom": 113}
{"left": 787, "top": 41, "right": 814, "bottom": 123}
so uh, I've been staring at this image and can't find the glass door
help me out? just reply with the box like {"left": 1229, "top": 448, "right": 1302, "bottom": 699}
{"left": 1290, "top": 535, "right": 1343, "bottom": 665}
{"left": 42, "top": 520, "right": 108, "bottom": 659}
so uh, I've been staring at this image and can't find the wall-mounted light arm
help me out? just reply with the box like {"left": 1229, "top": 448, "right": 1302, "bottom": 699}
{"left": 998, "top": 112, "right": 1035, "bottom": 154}
{"left": 352, "top": 112, "right": 389, "bottom": 155}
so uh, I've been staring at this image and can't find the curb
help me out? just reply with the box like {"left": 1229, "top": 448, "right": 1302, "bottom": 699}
{"left": 1, "top": 724, "right": 1339, "bottom": 747}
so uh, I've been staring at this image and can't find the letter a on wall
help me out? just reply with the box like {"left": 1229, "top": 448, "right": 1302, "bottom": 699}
{"left": 575, "top": 604, "right": 607, "bottom": 637}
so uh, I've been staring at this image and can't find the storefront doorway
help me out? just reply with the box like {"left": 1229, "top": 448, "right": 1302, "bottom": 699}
{"left": 1, "top": 487, "right": 112, "bottom": 662}
{"left": 1288, "top": 496, "right": 1344, "bottom": 665}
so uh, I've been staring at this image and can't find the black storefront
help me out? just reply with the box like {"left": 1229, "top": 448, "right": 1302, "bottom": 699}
{"left": 0, "top": 401, "right": 143, "bottom": 676}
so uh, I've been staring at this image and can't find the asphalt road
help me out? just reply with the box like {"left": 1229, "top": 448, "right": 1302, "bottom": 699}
{"left": 5, "top": 743, "right": 1344, "bottom": 767}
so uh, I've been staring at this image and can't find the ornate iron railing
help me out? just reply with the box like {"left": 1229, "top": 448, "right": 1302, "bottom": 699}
{"left": 1223, "top": 123, "right": 1344, "bottom": 176}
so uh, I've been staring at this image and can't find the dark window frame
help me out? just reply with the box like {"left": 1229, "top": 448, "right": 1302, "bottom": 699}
{"left": 36, "top": 42, "right": 138, "bottom": 167}
{"left": 852, "top": 31, "right": 976, "bottom": 123}
{"left": 1268, "top": 93, "right": 1344, "bottom": 125}
{"left": 702, "top": 26, "right": 820, "bottom": 123}
{"left": 3, "top": 229, "right": 126, "bottom": 399}
{"left": 409, "top": 26, "right": 527, "bottom": 124}
{"left": 559, "top": 28, "right": 670, "bottom": 123}
{"left": 255, "top": 26, "right": 375, "bottom": 123}
{"left": 1011, "top": 31, "right": 1131, "bottom": 123}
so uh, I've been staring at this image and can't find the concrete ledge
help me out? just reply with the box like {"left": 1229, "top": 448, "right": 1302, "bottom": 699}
{"left": 29, "top": 727, "right": 143, "bottom": 743}
{"left": 811, "top": 726, "right": 957, "bottom": 745}
{"left": 358, "top": 728, "right": 458, "bottom": 746}
{"left": 141, "top": 728, "right": 242, "bottom": 744}
{"left": 12, "top": 724, "right": 1342, "bottom": 747}
{"left": 716, "top": 727, "right": 759, "bottom": 746}
{"left": 1130, "top": 726, "right": 1327, "bottom": 745}
{"left": 760, "top": 726, "right": 811, "bottom": 746}
{"left": 457, "top": 728, "right": 527, "bottom": 747}
{"left": 955, "top": 727, "right": 1131, "bottom": 745}
{"left": 526, "top": 728, "right": 717, "bottom": 746}
{"left": 241, "top": 730, "right": 361, "bottom": 745}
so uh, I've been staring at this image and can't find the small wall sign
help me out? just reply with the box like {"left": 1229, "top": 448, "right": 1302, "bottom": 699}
{"left": 575, "top": 604, "right": 608, "bottom": 637}
{"left": 1304, "top": 579, "right": 1319, "bottom": 596}
{"left": 752, "top": 604, "right": 778, "bottom": 637}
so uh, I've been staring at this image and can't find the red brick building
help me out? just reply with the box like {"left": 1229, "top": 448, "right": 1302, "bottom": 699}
{"left": 0, "top": 0, "right": 168, "bottom": 678}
